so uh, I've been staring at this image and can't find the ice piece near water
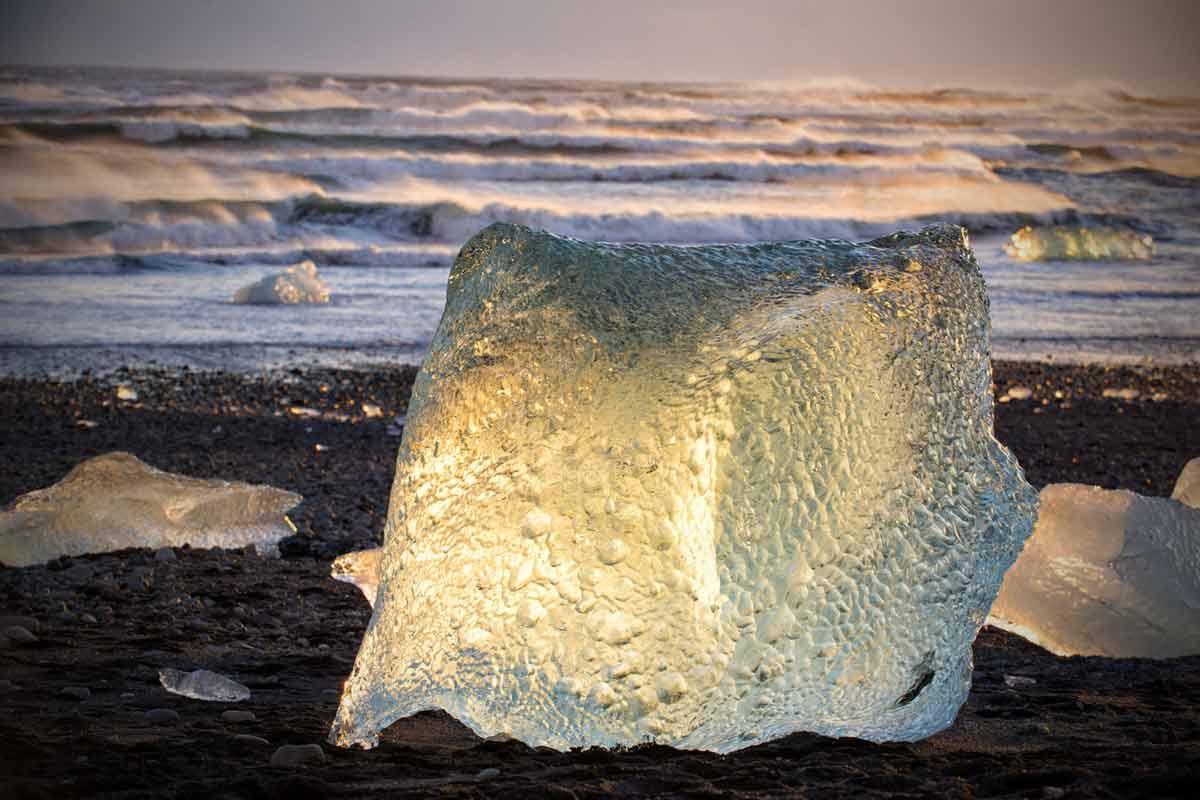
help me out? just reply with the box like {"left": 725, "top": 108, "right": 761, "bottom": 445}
{"left": 233, "top": 260, "right": 330, "bottom": 304}
{"left": 331, "top": 222, "right": 1037, "bottom": 753}
{"left": 0, "top": 452, "right": 300, "bottom": 567}
{"left": 160, "top": 668, "right": 251, "bottom": 702}
{"left": 1003, "top": 225, "right": 1155, "bottom": 261}
{"left": 988, "top": 483, "right": 1200, "bottom": 658}
{"left": 1172, "top": 458, "right": 1200, "bottom": 509}
{"left": 330, "top": 548, "right": 382, "bottom": 607}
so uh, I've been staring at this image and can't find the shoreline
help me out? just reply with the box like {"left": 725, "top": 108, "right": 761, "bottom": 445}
{"left": 2, "top": 358, "right": 1198, "bottom": 797}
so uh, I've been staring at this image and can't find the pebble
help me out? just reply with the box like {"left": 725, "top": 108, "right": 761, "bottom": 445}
{"left": 3, "top": 625, "right": 38, "bottom": 644}
{"left": 234, "top": 734, "right": 270, "bottom": 746}
{"left": 221, "top": 709, "right": 256, "bottom": 723}
{"left": 0, "top": 615, "right": 39, "bottom": 631}
{"left": 1043, "top": 788, "right": 1066, "bottom": 799}
{"left": 145, "top": 708, "right": 181, "bottom": 724}
{"left": 63, "top": 564, "right": 95, "bottom": 583}
{"left": 476, "top": 768, "right": 501, "bottom": 781}
{"left": 270, "top": 743, "right": 326, "bottom": 767}
{"left": 0, "top": 679, "right": 15, "bottom": 691}
{"left": 60, "top": 686, "right": 91, "bottom": 700}
{"left": 154, "top": 548, "right": 177, "bottom": 562}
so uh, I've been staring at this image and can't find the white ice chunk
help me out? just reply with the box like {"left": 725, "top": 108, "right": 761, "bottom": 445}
{"left": 988, "top": 483, "right": 1200, "bottom": 658}
{"left": 330, "top": 222, "right": 1036, "bottom": 753}
{"left": 330, "top": 548, "right": 382, "bottom": 607}
{"left": 0, "top": 452, "right": 301, "bottom": 567}
{"left": 233, "top": 260, "right": 330, "bottom": 304}
{"left": 1172, "top": 458, "right": 1200, "bottom": 509}
{"left": 1003, "top": 225, "right": 1155, "bottom": 261}
{"left": 160, "top": 668, "right": 251, "bottom": 702}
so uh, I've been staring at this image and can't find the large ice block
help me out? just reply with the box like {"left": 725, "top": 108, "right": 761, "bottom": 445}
{"left": 332, "top": 222, "right": 1037, "bottom": 752}
{"left": 0, "top": 452, "right": 300, "bottom": 567}
{"left": 989, "top": 483, "right": 1200, "bottom": 658}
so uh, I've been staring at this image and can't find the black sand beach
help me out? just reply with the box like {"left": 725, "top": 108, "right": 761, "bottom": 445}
{"left": 1, "top": 360, "right": 1198, "bottom": 798}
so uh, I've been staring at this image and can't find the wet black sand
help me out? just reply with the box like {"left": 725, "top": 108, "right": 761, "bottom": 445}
{"left": 1, "top": 360, "right": 1198, "bottom": 798}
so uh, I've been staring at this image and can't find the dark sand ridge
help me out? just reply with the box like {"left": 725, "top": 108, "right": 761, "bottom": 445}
{"left": 1, "top": 360, "right": 1198, "bottom": 798}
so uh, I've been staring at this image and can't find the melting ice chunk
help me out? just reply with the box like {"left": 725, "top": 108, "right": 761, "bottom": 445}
{"left": 329, "top": 222, "right": 1036, "bottom": 753}
{"left": 0, "top": 452, "right": 300, "bottom": 567}
{"left": 1003, "top": 225, "right": 1155, "bottom": 261}
{"left": 330, "top": 547, "right": 382, "bottom": 607}
{"left": 160, "top": 668, "right": 251, "bottom": 702}
{"left": 233, "top": 260, "right": 330, "bottom": 304}
{"left": 989, "top": 481, "right": 1200, "bottom": 658}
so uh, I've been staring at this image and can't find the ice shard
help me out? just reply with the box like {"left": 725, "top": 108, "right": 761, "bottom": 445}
{"left": 233, "top": 260, "right": 330, "bottom": 304}
{"left": 989, "top": 483, "right": 1200, "bottom": 658}
{"left": 1173, "top": 457, "right": 1200, "bottom": 509}
{"left": 160, "top": 668, "right": 251, "bottom": 702}
{"left": 331, "top": 547, "right": 382, "bottom": 607}
{"left": 0, "top": 452, "right": 300, "bottom": 567}
{"left": 1003, "top": 225, "right": 1155, "bottom": 261}
{"left": 331, "top": 222, "right": 1037, "bottom": 752}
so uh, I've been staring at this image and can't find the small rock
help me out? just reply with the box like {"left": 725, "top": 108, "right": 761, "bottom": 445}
{"left": 1043, "top": 788, "right": 1066, "bottom": 799}
{"left": 3, "top": 625, "right": 38, "bottom": 644}
{"left": 270, "top": 743, "right": 326, "bottom": 767}
{"left": 222, "top": 710, "right": 256, "bottom": 723}
{"left": 0, "top": 679, "right": 15, "bottom": 691}
{"left": 0, "top": 635, "right": 10, "bottom": 650}
{"left": 0, "top": 615, "right": 39, "bottom": 631}
{"left": 476, "top": 768, "right": 501, "bottom": 781}
{"left": 154, "top": 548, "right": 177, "bottom": 562}
{"left": 145, "top": 708, "right": 180, "bottom": 724}
{"left": 60, "top": 686, "right": 91, "bottom": 700}
{"left": 80, "top": 613, "right": 98, "bottom": 624}
{"left": 63, "top": 564, "right": 95, "bottom": 583}
{"left": 234, "top": 734, "right": 270, "bottom": 746}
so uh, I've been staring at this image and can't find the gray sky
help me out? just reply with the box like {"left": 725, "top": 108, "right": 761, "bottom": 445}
{"left": 3, "top": 0, "right": 1198, "bottom": 94}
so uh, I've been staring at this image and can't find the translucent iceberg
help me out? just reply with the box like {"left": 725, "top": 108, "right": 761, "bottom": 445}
{"left": 1173, "top": 458, "right": 1200, "bottom": 509}
{"left": 330, "top": 547, "right": 382, "bottom": 607}
{"left": 331, "top": 222, "right": 1037, "bottom": 753}
{"left": 160, "top": 668, "right": 251, "bottom": 702}
{"left": 988, "top": 483, "right": 1200, "bottom": 658}
{"left": 1002, "top": 225, "right": 1155, "bottom": 261}
{"left": 0, "top": 452, "right": 300, "bottom": 567}
{"left": 233, "top": 260, "right": 330, "bottom": 304}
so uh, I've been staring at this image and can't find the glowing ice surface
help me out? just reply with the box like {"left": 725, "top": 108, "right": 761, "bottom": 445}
{"left": 989, "top": 482, "right": 1200, "bottom": 658}
{"left": 1173, "top": 458, "right": 1200, "bottom": 509}
{"left": 331, "top": 547, "right": 382, "bottom": 607}
{"left": 1002, "top": 225, "right": 1155, "bottom": 261}
{"left": 331, "top": 222, "right": 1037, "bottom": 752}
{"left": 233, "top": 260, "right": 330, "bottom": 304}
{"left": 0, "top": 452, "right": 300, "bottom": 567}
{"left": 160, "top": 668, "right": 251, "bottom": 702}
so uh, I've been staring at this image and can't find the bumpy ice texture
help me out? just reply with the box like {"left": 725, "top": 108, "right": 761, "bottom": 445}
{"left": 1002, "top": 225, "right": 1155, "bottom": 261}
{"left": 160, "top": 668, "right": 252, "bottom": 702}
{"left": 1173, "top": 457, "right": 1200, "bottom": 509}
{"left": 331, "top": 222, "right": 1037, "bottom": 752}
{"left": 331, "top": 548, "right": 383, "bottom": 607}
{"left": 989, "top": 482, "right": 1200, "bottom": 658}
{"left": 233, "top": 260, "right": 330, "bottom": 304}
{"left": 0, "top": 452, "right": 300, "bottom": 567}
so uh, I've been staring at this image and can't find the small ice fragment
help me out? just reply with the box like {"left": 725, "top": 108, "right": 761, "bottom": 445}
{"left": 75, "top": 419, "right": 99, "bottom": 429}
{"left": 330, "top": 548, "right": 382, "bottom": 607}
{"left": 289, "top": 406, "right": 321, "bottom": 418}
{"left": 1102, "top": 387, "right": 1139, "bottom": 401}
{"left": 0, "top": 452, "right": 301, "bottom": 567}
{"left": 1003, "top": 675, "right": 1036, "bottom": 689}
{"left": 160, "top": 668, "right": 250, "bottom": 702}
{"left": 361, "top": 402, "right": 383, "bottom": 418}
{"left": 116, "top": 385, "right": 138, "bottom": 402}
{"left": 233, "top": 260, "right": 330, "bottom": 305}
{"left": 314, "top": 443, "right": 330, "bottom": 452}
{"left": 1003, "top": 386, "right": 1033, "bottom": 401}
{"left": 1004, "top": 226, "right": 1155, "bottom": 261}
{"left": 385, "top": 416, "right": 406, "bottom": 437}
{"left": 989, "top": 483, "right": 1200, "bottom": 658}
{"left": 1173, "top": 458, "right": 1200, "bottom": 509}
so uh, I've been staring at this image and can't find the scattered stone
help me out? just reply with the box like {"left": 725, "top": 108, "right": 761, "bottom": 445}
{"left": 80, "top": 613, "right": 98, "bottom": 624}
{"left": 60, "top": 686, "right": 91, "bottom": 700}
{"left": 221, "top": 709, "right": 256, "bottom": 723}
{"left": 0, "top": 615, "right": 39, "bottom": 631}
{"left": 154, "top": 548, "right": 177, "bottom": 562}
{"left": 476, "top": 768, "right": 501, "bottom": 781}
{"left": 270, "top": 743, "right": 325, "bottom": 767}
{"left": 63, "top": 564, "right": 95, "bottom": 583}
{"left": 234, "top": 734, "right": 270, "bottom": 746}
{"left": 3, "top": 625, "right": 38, "bottom": 644}
{"left": 1043, "top": 787, "right": 1067, "bottom": 799}
{"left": 145, "top": 708, "right": 180, "bottom": 724}
{"left": 0, "top": 679, "right": 15, "bottom": 691}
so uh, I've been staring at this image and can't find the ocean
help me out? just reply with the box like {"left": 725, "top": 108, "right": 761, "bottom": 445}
{"left": 1, "top": 65, "right": 1197, "bottom": 376}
